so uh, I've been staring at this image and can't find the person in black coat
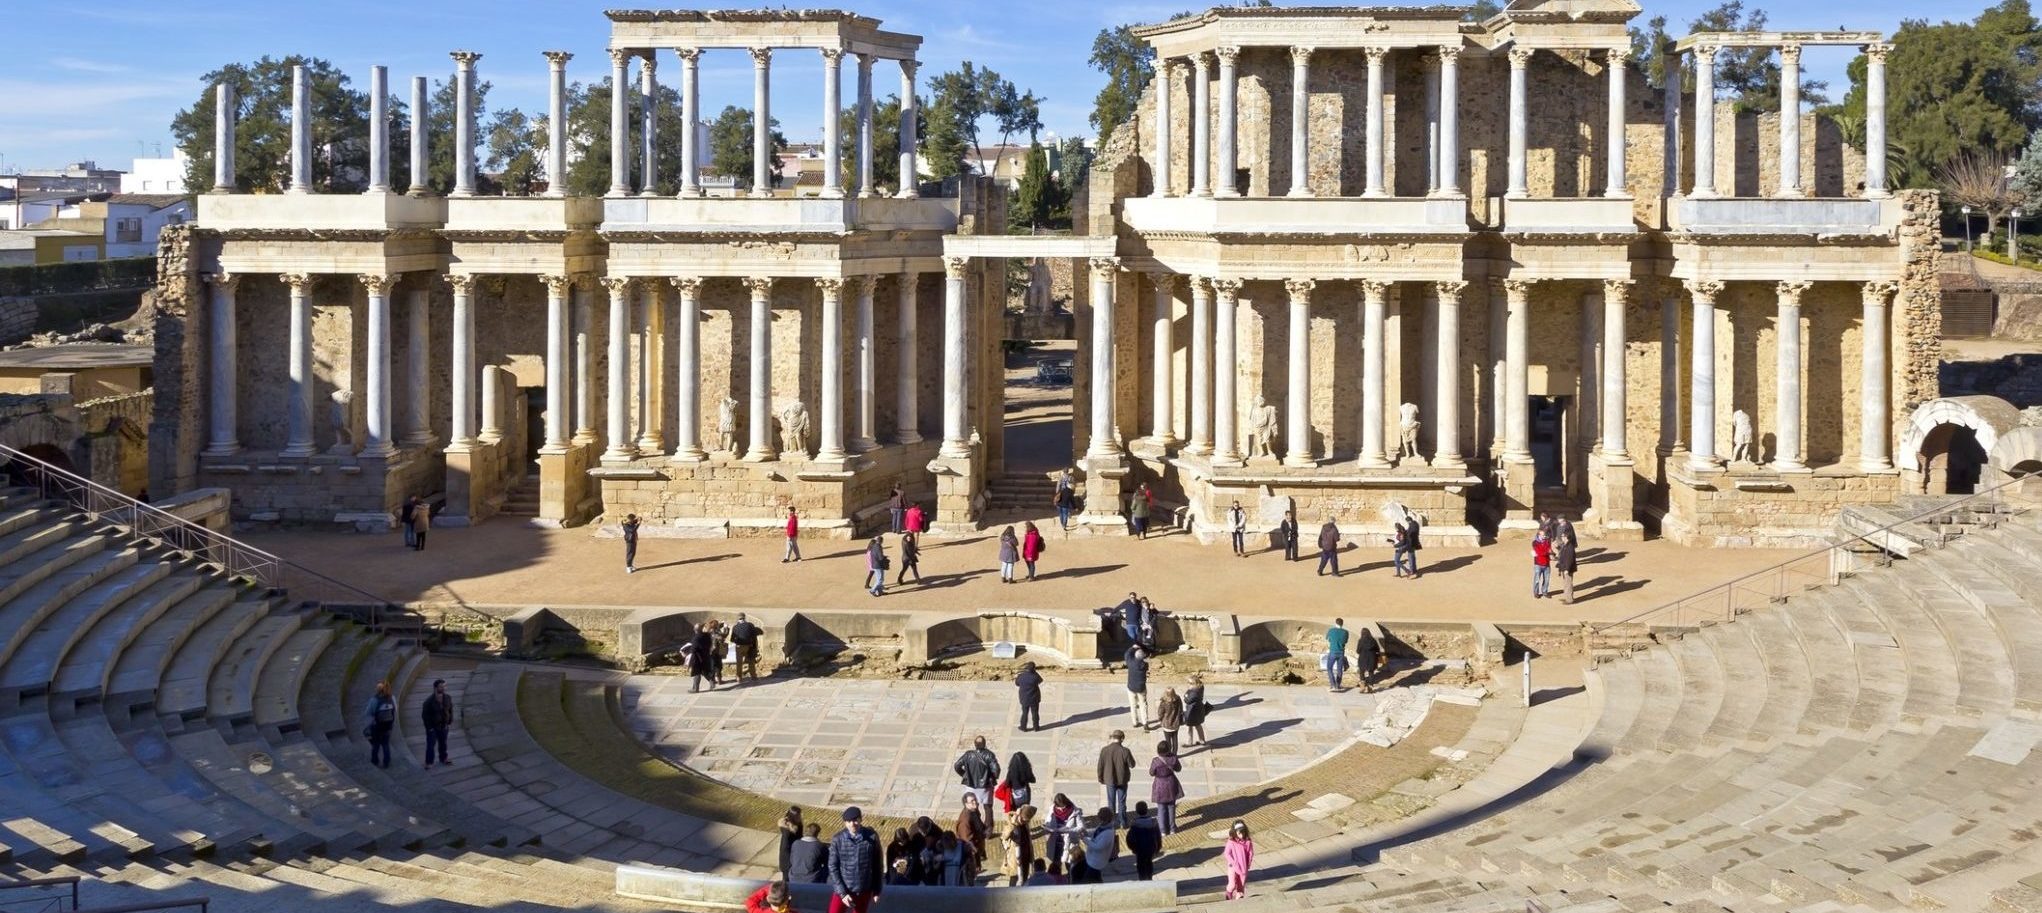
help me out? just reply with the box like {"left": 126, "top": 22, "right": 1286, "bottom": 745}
{"left": 686, "top": 624, "right": 716, "bottom": 693}
{"left": 788, "top": 822, "right": 830, "bottom": 884}
{"left": 421, "top": 678, "right": 455, "bottom": 768}
{"left": 1278, "top": 511, "right": 1299, "bottom": 561}
{"left": 1354, "top": 628, "right": 1382, "bottom": 694}
{"left": 1015, "top": 662, "right": 1044, "bottom": 731}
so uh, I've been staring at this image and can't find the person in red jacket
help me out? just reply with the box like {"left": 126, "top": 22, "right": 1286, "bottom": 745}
{"left": 1021, "top": 521, "right": 1045, "bottom": 581}
{"left": 746, "top": 879, "right": 796, "bottom": 913}
{"left": 1531, "top": 533, "right": 1552, "bottom": 599}
{"left": 783, "top": 506, "right": 802, "bottom": 562}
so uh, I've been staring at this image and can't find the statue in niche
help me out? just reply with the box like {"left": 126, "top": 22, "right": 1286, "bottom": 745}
{"left": 1248, "top": 395, "right": 1279, "bottom": 461}
{"left": 1399, "top": 402, "right": 1422, "bottom": 461}
{"left": 1731, "top": 409, "right": 1754, "bottom": 463}
{"left": 329, "top": 389, "right": 356, "bottom": 453}
{"left": 778, "top": 400, "right": 810, "bottom": 458}
{"left": 717, "top": 396, "right": 739, "bottom": 454}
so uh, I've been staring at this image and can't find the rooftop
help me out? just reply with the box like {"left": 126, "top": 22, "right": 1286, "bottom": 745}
{"left": 0, "top": 344, "right": 153, "bottom": 371}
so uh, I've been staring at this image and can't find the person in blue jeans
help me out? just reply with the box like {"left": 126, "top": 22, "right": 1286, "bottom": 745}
{"left": 1325, "top": 619, "right": 1350, "bottom": 691}
{"left": 1096, "top": 730, "right": 1135, "bottom": 827}
{"left": 1054, "top": 478, "right": 1075, "bottom": 530}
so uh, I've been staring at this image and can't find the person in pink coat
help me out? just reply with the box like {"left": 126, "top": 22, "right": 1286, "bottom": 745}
{"left": 1020, "top": 521, "right": 1045, "bottom": 581}
{"left": 1223, "top": 820, "right": 1254, "bottom": 900}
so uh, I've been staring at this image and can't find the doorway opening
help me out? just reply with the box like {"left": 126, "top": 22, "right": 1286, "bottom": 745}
{"left": 1530, "top": 396, "right": 1570, "bottom": 490}
{"left": 1919, "top": 422, "right": 1989, "bottom": 494}
{"left": 985, "top": 339, "right": 1076, "bottom": 519}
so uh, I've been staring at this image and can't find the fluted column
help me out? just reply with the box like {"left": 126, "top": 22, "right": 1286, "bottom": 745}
{"left": 1188, "top": 278, "right": 1213, "bottom": 455}
{"left": 1363, "top": 48, "right": 1387, "bottom": 197}
{"left": 447, "top": 275, "right": 476, "bottom": 451}
{"left": 1861, "top": 281, "right": 1896, "bottom": 471}
{"left": 897, "top": 61, "right": 920, "bottom": 198}
{"left": 1288, "top": 47, "right": 1313, "bottom": 197}
{"left": 1283, "top": 278, "right": 1315, "bottom": 465}
{"left": 360, "top": 274, "right": 397, "bottom": 459}
{"left": 1660, "top": 284, "right": 1684, "bottom": 453}
{"left": 281, "top": 274, "right": 316, "bottom": 457}
{"left": 820, "top": 49, "right": 844, "bottom": 198}
{"left": 452, "top": 51, "right": 481, "bottom": 197}
{"left": 601, "top": 278, "right": 637, "bottom": 462}
{"left": 403, "top": 286, "right": 432, "bottom": 448}
{"left": 1212, "top": 279, "right": 1243, "bottom": 464}
{"left": 1359, "top": 279, "right": 1390, "bottom": 468}
{"left": 572, "top": 280, "right": 597, "bottom": 446}
{"left": 288, "top": 65, "right": 311, "bottom": 194}
{"left": 743, "top": 277, "right": 776, "bottom": 461}
{"left": 636, "top": 282, "right": 665, "bottom": 454}
{"left": 1436, "top": 46, "right": 1461, "bottom": 196}
{"left": 1191, "top": 53, "right": 1212, "bottom": 197}
{"left": 940, "top": 258, "right": 970, "bottom": 458}
{"left": 897, "top": 271, "right": 923, "bottom": 442}
{"left": 856, "top": 53, "right": 876, "bottom": 197}
{"left": 545, "top": 51, "right": 572, "bottom": 197}
{"left": 1150, "top": 274, "right": 1176, "bottom": 445}
{"left": 367, "top": 67, "right": 390, "bottom": 193}
{"left": 669, "top": 278, "right": 705, "bottom": 461}
{"left": 480, "top": 364, "right": 503, "bottom": 445}
{"left": 1435, "top": 280, "right": 1467, "bottom": 469}
{"left": 1488, "top": 282, "right": 1507, "bottom": 457}
{"left": 1687, "top": 279, "right": 1723, "bottom": 470}
{"left": 541, "top": 275, "right": 571, "bottom": 453}
{"left": 679, "top": 49, "right": 702, "bottom": 196}
{"left": 750, "top": 47, "right": 773, "bottom": 197}
{"left": 1778, "top": 43, "right": 1803, "bottom": 198}
{"left": 607, "top": 50, "right": 632, "bottom": 196}
{"left": 1864, "top": 44, "right": 1890, "bottom": 198}
{"left": 1691, "top": 45, "right": 1718, "bottom": 198}
{"left": 1087, "top": 257, "right": 1122, "bottom": 458}
{"left": 1774, "top": 280, "right": 1809, "bottom": 470}
{"left": 1214, "top": 47, "right": 1240, "bottom": 198}
{"left": 203, "top": 273, "right": 240, "bottom": 456}
{"left": 1153, "top": 59, "right": 1175, "bottom": 198}
{"left": 854, "top": 278, "right": 877, "bottom": 451}
{"left": 1506, "top": 47, "right": 1529, "bottom": 198}
{"left": 817, "top": 278, "right": 848, "bottom": 461}
{"left": 1504, "top": 279, "right": 1533, "bottom": 461}
{"left": 1606, "top": 47, "right": 1630, "bottom": 197}
{"left": 639, "top": 53, "right": 658, "bottom": 195}
{"left": 1601, "top": 280, "right": 1632, "bottom": 459}
{"left": 212, "top": 83, "right": 237, "bottom": 192}
{"left": 408, "top": 77, "right": 429, "bottom": 195}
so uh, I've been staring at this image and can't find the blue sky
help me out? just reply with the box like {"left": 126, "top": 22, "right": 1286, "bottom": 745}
{"left": 0, "top": 0, "right": 1950, "bottom": 174}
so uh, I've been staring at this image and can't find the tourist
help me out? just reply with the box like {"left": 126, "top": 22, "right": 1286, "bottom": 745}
{"left": 1395, "top": 515, "right": 1423, "bottom": 579}
{"left": 896, "top": 531, "right": 922, "bottom": 586}
{"left": 409, "top": 499, "right": 431, "bottom": 551}
{"left": 778, "top": 807, "right": 804, "bottom": 878}
{"left": 1278, "top": 510, "right": 1299, "bottom": 561}
{"left": 732, "top": 613, "right": 763, "bottom": 682}
{"left": 1148, "top": 741, "right": 1183, "bottom": 836}
{"left": 1532, "top": 532, "right": 1552, "bottom": 598}
{"left": 401, "top": 496, "right": 421, "bottom": 549}
{"left": 1021, "top": 521, "right": 1044, "bottom": 580}
{"left": 1080, "top": 809, "right": 1118, "bottom": 881}
{"left": 1325, "top": 618, "right": 1350, "bottom": 692}
{"left": 1228, "top": 500, "right": 1247, "bottom": 557}
{"left": 1156, "top": 687, "right": 1184, "bottom": 756}
{"left": 421, "top": 678, "right": 455, "bottom": 768}
{"left": 1125, "top": 802, "right": 1162, "bottom": 881}
{"left": 916, "top": 823, "right": 943, "bottom": 887}
{"left": 954, "top": 736, "right": 1000, "bottom": 830}
{"left": 1222, "top": 821, "right": 1255, "bottom": 900}
{"left": 1014, "top": 661, "right": 1043, "bottom": 731}
{"left": 1097, "top": 730, "right": 1135, "bottom": 826}
{"left": 783, "top": 507, "right": 802, "bottom": 562}
{"left": 1023, "top": 858, "right": 1060, "bottom": 886}
{"left": 709, "top": 620, "right": 730, "bottom": 685}
{"left": 789, "top": 823, "right": 829, "bottom": 884}
{"left": 1355, "top": 626, "right": 1382, "bottom": 694}
{"left": 1554, "top": 528, "right": 1578, "bottom": 604}
{"left": 622, "top": 513, "right": 641, "bottom": 574}
{"left": 1054, "top": 479, "right": 1076, "bottom": 530}
{"left": 904, "top": 501, "right": 925, "bottom": 535}
{"left": 1129, "top": 485, "right": 1152, "bottom": 539}
{"left": 1124, "top": 646, "right": 1150, "bottom": 729}
{"left": 1004, "top": 750, "right": 1036, "bottom": 810}
{"left": 888, "top": 484, "right": 906, "bottom": 533}
{"left": 1117, "top": 593, "right": 1145, "bottom": 645}
{"left": 954, "top": 794, "right": 989, "bottom": 872}
{"left": 688, "top": 623, "right": 716, "bottom": 693}
{"left": 827, "top": 807, "right": 883, "bottom": 913}
{"left": 1183, "top": 674, "right": 1210, "bottom": 747}
{"left": 746, "top": 878, "right": 796, "bottom": 913}
{"left": 885, "top": 828, "right": 918, "bottom": 884}
{"left": 885, "top": 858, "right": 916, "bottom": 888}
{"left": 366, "top": 681, "right": 396, "bottom": 768}
{"left": 997, "top": 526, "right": 1019, "bottom": 583}
{"left": 936, "top": 832, "right": 971, "bottom": 886}
{"left": 1043, "top": 793, "right": 1082, "bottom": 876}
{"left": 864, "top": 536, "right": 887, "bottom": 597}
{"left": 1316, "top": 518, "right": 1341, "bottom": 577}
{"left": 1001, "top": 804, "right": 1036, "bottom": 886}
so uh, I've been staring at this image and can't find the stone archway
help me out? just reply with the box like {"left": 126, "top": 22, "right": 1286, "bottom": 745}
{"left": 1988, "top": 425, "right": 2042, "bottom": 483}
{"left": 1898, "top": 396, "right": 2026, "bottom": 494}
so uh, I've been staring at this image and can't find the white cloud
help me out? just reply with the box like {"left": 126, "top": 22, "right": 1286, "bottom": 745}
{"left": 0, "top": 80, "right": 189, "bottom": 117}
{"left": 50, "top": 57, "right": 132, "bottom": 75}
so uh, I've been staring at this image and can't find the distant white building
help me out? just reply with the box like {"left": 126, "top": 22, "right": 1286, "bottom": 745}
{"left": 122, "top": 152, "right": 189, "bottom": 194}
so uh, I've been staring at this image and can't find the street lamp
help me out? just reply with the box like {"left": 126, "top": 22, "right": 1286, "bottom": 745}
{"left": 1962, "top": 205, "right": 1974, "bottom": 251}
{"left": 2012, "top": 208, "right": 2024, "bottom": 262}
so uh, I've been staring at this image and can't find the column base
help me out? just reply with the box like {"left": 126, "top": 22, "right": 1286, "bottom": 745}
{"left": 636, "top": 436, "right": 666, "bottom": 455}
{"left": 1772, "top": 461, "right": 1812, "bottom": 474}
{"left": 359, "top": 443, "right": 398, "bottom": 460}
{"left": 1212, "top": 452, "right": 1246, "bottom": 469}
{"left": 572, "top": 431, "right": 599, "bottom": 447}
{"left": 444, "top": 439, "right": 476, "bottom": 455}
{"left": 820, "top": 188, "right": 846, "bottom": 199}
{"left": 814, "top": 448, "right": 849, "bottom": 463}
{"left": 1186, "top": 442, "right": 1213, "bottom": 457}
{"left": 1286, "top": 188, "right": 1314, "bottom": 198}
{"left": 670, "top": 447, "right": 707, "bottom": 463}
{"left": 1282, "top": 454, "right": 1317, "bottom": 468}
{"left": 538, "top": 442, "right": 572, "bottom": 456}
{"left": 1860, "top": 458, "right": 1896, "bottom": 473}
{"left": 602, "top": 450, "right": 640, "bottom": 465}
{"left": 1362, "top": 188, "right": 1388, "bottom": 198}
{"left": 852, "top": 437, "right": 880, "bottom": 453}
{"left": 280, "top": 444, "right": 318, "bottom": 460}
{"left": 1504, "top": 189, "right": 1528, "bottom": 200}
{"left": 202, "top": 442, "right": 242, "bottom": 458}
{"left": 895, "top": 430, "right": 924, "bottom": 445}
{"left": 742, "top": 447, "right": 779, "bottom": 463}
{"left": 402, "top": 434, "right": 437, "bottom": 451}
{"left": 1865, "top": 189, "right": 1893, "bottom": 200}
{"left": 1356, "top": 455, "right": 1390, "bottom": 470}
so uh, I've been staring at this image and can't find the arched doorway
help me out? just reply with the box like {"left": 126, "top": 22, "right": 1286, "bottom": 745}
{"left": 1918, "top": 423, "right": 1989, "bottom": 494}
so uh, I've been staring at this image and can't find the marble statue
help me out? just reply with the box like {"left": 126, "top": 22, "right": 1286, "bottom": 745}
{"left": 1731, "top": 409, "right": 1754, "bottom": 463}
{"left": 329, "top": 389, "right": 355, "bottom": 453}
{"left": 717, "top": 396, "right": 739, "bottom": 453}
{"left": 1248, "top": 395, "right": 1279, "bottom": 461}
{"left": 1399, "top": 402, "right": 1422, "bottom": 460}
{"left": 778, "top": 400, "right": 810, "bottom": 457}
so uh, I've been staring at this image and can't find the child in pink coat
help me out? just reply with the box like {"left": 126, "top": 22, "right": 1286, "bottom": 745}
{"left": 1223, "top": 820, "right": 1254, "bottom": 899}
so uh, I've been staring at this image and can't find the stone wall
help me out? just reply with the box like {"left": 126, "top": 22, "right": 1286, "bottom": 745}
{"left": 148, "top": 223, "right": 202, "bottom": 499}
{"left": 1664, "top": 469, "right": 1905, "bottom": 548}
{"left": 1897, "top": 190, "right": 1944, "bottom": 413}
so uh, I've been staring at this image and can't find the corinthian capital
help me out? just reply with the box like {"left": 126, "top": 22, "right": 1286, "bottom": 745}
{"left": 446, "top": 274, "right": 478, "bottom": 294}
{"left": 820, "top": 48, "right": 845, "bottom": 64}
{"left": 1211, "top": 278, "right": 1243, "bottom": 300}
{"left": 280, "top": 273, "right": 312, "bottom": 294}
{"left": 943, "top": 256, "right": 969, "bottom": 280}
{"left": 359, "top": 273, "right": 396, "bottom": 295}
{"left": 1290, "top": 46, "right": 1314, "bottom": 67}
{"left": 815, "top": 277, "right": 846, "bottom": 296}
{"left": 450, "top": 50, "right": 482, "bottom": 68}
{"left": 1284, "top": 278, "right": 1316, "bottom": 300}
{"left": 1215, "top": 46, "right": 1240, "bottom": 65}
{"left": 205, "top": 272, "right": 239, "bottom": 290}
{"left": 543, "top": 50, "right": 574, "bottom": 67}
{"left": 1435, "top": 279, "right": 1468, "bottom": 301}
{"left": 602, "top": 276, "right": 635, "bottom": 296}
{"left": 1862, "top": 280, "right": 1898, "bottom": 304}
{"left": 669, "top": 276, "right": 703, "bottom": 295}
{"left": 1509, "top": 47, "right": 1534, "bottom": 68}
{"left": 1503, "top": 278, "right": 1537, "bottom": 299}
{"left": 1685, "top": 279, "right": 1725, "bottom": 304}
{"left": 1779, "top": 43, "right": 1802, "bottom": 67}
{"left": 1359, "top": 279, "right": 1391, "bottom": 300}
{"left": 744, "top": 277, "right": 776, "bottom": 296}
{"left": 1863, "top": 43, "right": 1891, "bottom": 64}
{"left": 1603, "top": 279, "right": 1634, "bottom": 303}
{"left": 1088, "top": 257, "right": 1121, "bottom": 280}
{"left": 540, "top": 274, "right": 573, "bottom": 297}
{"left": 748, "top": 46, "right": 773, "bottom": 66}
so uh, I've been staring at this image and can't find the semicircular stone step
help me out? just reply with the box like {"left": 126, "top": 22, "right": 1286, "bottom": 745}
{"left": 0, "top": 561, "right": 178, "bottom": 702}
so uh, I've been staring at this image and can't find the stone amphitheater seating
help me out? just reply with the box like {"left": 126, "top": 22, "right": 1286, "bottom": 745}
{"left": 2, "top": 482, "right": 2042, "bottom": 913}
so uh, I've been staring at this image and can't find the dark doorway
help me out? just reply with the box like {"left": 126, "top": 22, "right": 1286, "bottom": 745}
{"left": 1920, "top": 423, "right": 1988, "bottom": 494}
{"left": 520, "top": 386, "right": 546, "bottom": 466}
{"left": 1530, "top": 396, "right": 1570, "bottom": 489}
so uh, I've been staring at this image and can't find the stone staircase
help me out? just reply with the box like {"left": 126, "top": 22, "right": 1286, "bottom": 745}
{"left": 984, "top": 469, "right": 1061, "bottom": 514}
{"left": 499, "top": 467, "right": 540, "bottom": 519}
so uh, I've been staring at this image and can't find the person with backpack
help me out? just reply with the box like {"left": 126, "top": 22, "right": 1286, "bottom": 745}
{"left": 421, "top": 678, "right": 455, "bottom": 768}
{"left": 864, "top": 536, "right": 887, "bottom": 597}
{"left": 1125, "top": 802, "right": 1163, "bottom": 880}
{"left": 1054, "top": 470, "right": 1076, "bottom": 529}
{"left": 1129, "top": 485, "right": 1152, "bottom": 539}
{"left": 1021, "top": 521, "right": 1045, "bottom": 580}
{"left": 1014, "top": 662, "right": 1043, "bottom": 732}
{"left": 365, "top": 681, "right": 397, "bottom": 768}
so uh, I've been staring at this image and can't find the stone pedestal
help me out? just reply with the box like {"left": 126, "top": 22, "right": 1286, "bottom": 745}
{"left": 1497, "top": 456, "right": 1540, "bottom": 535}
{"left": 538, "top": 443, "right": 596, "bottom": 527}
{"left": 439, "top": 443, "right": 502, "bottom": 527}
{"left": 929, "top": 447, "right": 984, "bottom": 536}
{"left": 1077, "top": 455, "right": 1132, "bottom": 535}
{"left": 1587, "top": 451, "right": 1644, "bottom": 541}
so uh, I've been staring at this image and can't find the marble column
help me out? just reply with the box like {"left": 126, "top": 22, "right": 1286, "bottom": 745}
{"left": 1284, "top": 278, "right": 1315, "bottom": 465}
{"left": 817, "top": 278, "right": 847, "bottom": 461}
{"left": 282, "top": 274, "right": 316, "bottom": 457}
{"left": 408, "top": 77, "right": 429, "bottom": 195}
{"left": 1363, "top": 47, "right": 1387, "bottom": 197}
{"left": 1488, "top": 282, "right": 1508, "bottom": 457}
{"left": 1601, "top": 280, "right": 1631, "bottom": 459}
{"left": 1686, "top": 279, "right": 1723, "bottom": 470}
{"left": 367, "top": 66, "right": 390, "bottom": 193}
{"left": 1435, "top": 280, "right": 1467, "bottom": 469}
{"left": 203, "top": 273, "right": 239, "bottom": 456}
{"left": 1865, "top": 44, "right": 1890, "bottom": 198}
{"left": 447, "top": 275, "right": 476, "bottom": 451}
{"left": 1506, "top": 47, "right": 1530, "bottom": 198}
{"left": 452, "top": 52, "right": 481, "bottom": 197}
{"left": 545, "top": 52, "right": 572, "bottom": 197}
{"left": 897, "top": 61, "right": 920, "bottom": 198}
{"left": 1579, "top": 287, "right": 1601, "bottom": 451}
{"left": 897, "top": 271, "right": 923, "bottom": 443}
{"left": 288, "top": 64, "right": 311, "bottom": 194}
{"left": 212, "top": 83, "right": 236, "bottom": 193}
{"left": 573, "top": 281, "right": 597, "bottom": 447}
{"left": 1188, "top": 278, "right": 1213, "bottom": 455}
{"left": 1504, "top": 279, "right": 1533, "bottom": 461}
{"left": 1212, "top": 279, "right": 1243, "bottom": 464}
{"left": 1436, "top": 47, "right": 1461, "bottom": 196}
{"left": 821, "top": 49, "right": 844, "bottom": 198}
{"left": 1663, "top": 48, "right": 1682, "bottom": 197}
{"left": 1423, "top": 55, "right": 1441, "bottom": 194}
{"left": 480, "top": 364, "right": 503, "bottom": 445}
{"left": 1288, "top": 47, "right": 1313, "bottom": 197}
{"left": 636, "top": 282, "right": 665, "bottom": 454}
{"left": 1605, "top": 47, "right": 1631, "bottom": 197}
{"left": 1691, "top": 45, "right": 1718, "bottom": 198}
{"left": 1861, "top": 281, "right": 1897, "bottom": 471}
{"left": 607, "top": 50, "right": 632, "bottom": 196}
{"left": 639, "top": 53, "right": 658, "bottom": 195}
{"left": 602, "top": 278, "right": 637, "bottom": 462}
{"left": 750, "top": 47, "right": 774, "bottom": 197}
{"left": 1214, "top": 47, "right": 1240, "bottom": 198}
{"left": 1778, "top": 43, "right": 1803, "bottom": 198}
{"left": 743, "top": 277, "right": 776, "bottom": 461}
{"left": 1087, "top": 257, "right": 1122, "bottom": 458}
{"left": 1359, "top": 279, "right": 1391, "bottom": 468}
{"left": 1150, "top": 274, "right": 1176, "bottom": 445}
{"left": 1774, "top": 280, "right": 1809, "bottom": 470}
{"left": 940, "top": 258, "right": 970, "bottom": 458}
{"left": 679, "top": 49, "right": 702, "bottom": 196}
{"left": 1191, "top": 53, "right": 1212, "bottom": 197}
{"left": 856, "top": 53, "right": 876, "bottom": 197}
{"left": 541, "top": 275, "right": 571, "bottom": 453}
{"left": 1153, "top": 59, "right": 1174, "bottom": 198}
{"left": 669, "top": 277, "right": 705, "bottom": 461}
{"left": 360, "top": 274, "right": 397, "bottom": 459}
{"left": 403, "top": 286, "right": 433, "bottom": 448}
{"left": 1660, "top": 284, "right": 1684, "bottom": 453}
{"left": 854, "top": 278, "right": 877, "bottom": 451}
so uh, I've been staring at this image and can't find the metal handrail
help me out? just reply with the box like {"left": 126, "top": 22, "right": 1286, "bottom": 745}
{"left": 0, "top": 876, "right": 80, "bottom": 913}
{"left": 1592, "top": 474, "right": 2031, "bottom": 634}
{"left": 71, "top": 899, "right": 207, "bottom": 913}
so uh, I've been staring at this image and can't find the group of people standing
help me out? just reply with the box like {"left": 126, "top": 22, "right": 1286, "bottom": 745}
{"left": 679, "top": 613, "right": 764, "bottom": 692}
{"left": 1531, "top": 512, "right": 1581, "bottom": 603}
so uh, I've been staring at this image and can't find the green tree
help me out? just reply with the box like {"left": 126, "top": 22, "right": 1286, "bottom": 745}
{"left": 919, "top": 96, "right": 973, "bottom": 180}
{"left": 838, "top": 95, "right": 907, "bottom": 191}
{"left": 1087, "top": 24, "right": 1155, "bottom": 146}
{"left": 1687, "top": 2, "right": 1828, "bottom": 112}
{"left": 560, "top": 78, "right": 690, "bottom": 196}
{"left": 419, "top": 73, "right": 491, "bottom": 194}
{"left": 927, "top": 63, "right": 1023, "bottom": 174}
{"left": 993, "top": 89, "right": 1044, "bottom": 153}
{"left": 170, "top": 56, "right": 369, "bottom": 193}
{"left": 707, "top": 105, "right": 788, "bottom": 190}
{"left": 485, "top": 107, "right": 543, "bottom": 195}
{"left": 1465, "top": 0, "right": 1502, "bottom": 21}
{"left": 1009, "top": 143, "right": 1066, "bottom": 231}
{"left": 1629, "top": 15, "right": 1676, "bottom": 89}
